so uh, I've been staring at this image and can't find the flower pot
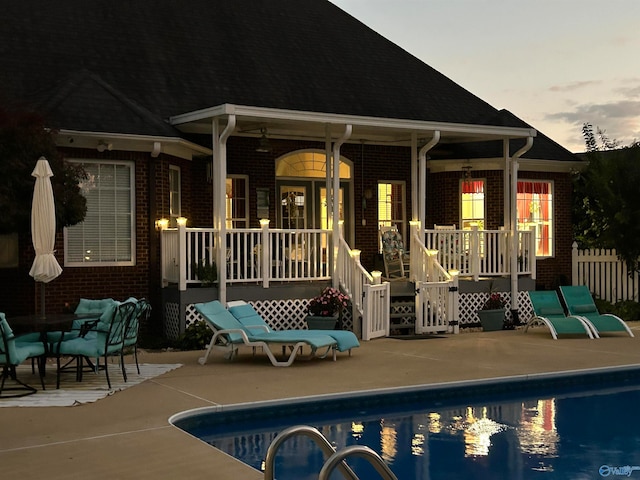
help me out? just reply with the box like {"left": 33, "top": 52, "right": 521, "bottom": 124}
{"left": 306, "top": 314, "right": 339, "bottom": 330}
{"left": 477, "top": 309, "right": 505, "bottom": 331}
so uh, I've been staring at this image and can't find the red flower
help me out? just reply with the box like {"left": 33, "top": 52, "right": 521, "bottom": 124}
{"left": 482, "top": 293, "right": 507, "bottom": 310}
{"left": 308, "top": 287, "right": 349, "bottom": 317}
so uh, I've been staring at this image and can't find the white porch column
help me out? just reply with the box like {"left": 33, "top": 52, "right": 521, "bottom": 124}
{"left": 332, "top": 124, "right": 352, "bottom": 289}
{"left": 509, "top": 151, "right": 519, "bottom": 316}
{"left": 503, "top": 140, "right": 511, "bottom": 229}
{"left": 212, "top": 115, "right": 236, "bottom": 305}
{"left": 411, "top": 133, "right": 418, "bottom": 221}
{"left": 418, "top": 131, "right": 440, "bottom": 237}
{"left": 508, "top": 137, "right": 533, "bottom": 324}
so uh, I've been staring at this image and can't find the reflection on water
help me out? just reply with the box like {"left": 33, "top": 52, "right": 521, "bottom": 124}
{"left": 518, "top": 400, "right": 558, "bottom": 456}
{"left": 198, "top": 385, "right": 640, "bottom": 480}
{"left": 380, "top": 420, "right": 398, "bottom": 463}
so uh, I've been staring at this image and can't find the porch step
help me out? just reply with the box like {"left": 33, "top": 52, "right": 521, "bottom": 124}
{"left": 390, "top": 299, "right": 415, "bottom": 334}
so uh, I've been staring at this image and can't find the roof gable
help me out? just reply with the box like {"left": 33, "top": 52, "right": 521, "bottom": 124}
{"left": 36, "top": 70, "right": 181, "bottom": 137}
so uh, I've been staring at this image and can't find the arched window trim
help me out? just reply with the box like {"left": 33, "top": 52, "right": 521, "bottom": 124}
{"left": 275, "top": 149, "right": 352, "bottom": 179}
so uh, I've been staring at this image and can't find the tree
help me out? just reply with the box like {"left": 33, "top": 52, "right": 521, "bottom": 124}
{"left": 0, "top": 107, "right": 86, "bottom": 234}
{"left": 573, "top": 123, "right": 640, "bottom": 271}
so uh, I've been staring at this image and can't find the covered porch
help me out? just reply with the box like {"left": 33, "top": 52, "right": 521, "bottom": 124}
{"left": 161, "top": 104, "right": 538, "bottom": 339}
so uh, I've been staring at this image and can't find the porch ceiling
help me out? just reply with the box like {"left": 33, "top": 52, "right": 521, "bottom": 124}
{"left": 170, "top": 103, "right": 537, "bottom": 147}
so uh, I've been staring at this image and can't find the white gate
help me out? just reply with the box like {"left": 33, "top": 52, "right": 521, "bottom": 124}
{"left": 361, "top": 282, "right": 390, "bottom": 340}
{"left": 415, "top": 280, "right": 458, "bottom": 334}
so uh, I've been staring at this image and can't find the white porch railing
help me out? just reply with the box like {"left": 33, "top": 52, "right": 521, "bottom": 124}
{"left": 161, "top": 225, "right": 332, "bottom": 290}
{"left": 161, "top": 223, "right": 533, "bottom": 339}
{"left": 337, "top": 237, "right": 390, "bottom": 340}
{"left": 572, "top": 242, "right": 639, "bottom": 303}
{"left": 422, "top": 225, "right": 536, "bottom": 280}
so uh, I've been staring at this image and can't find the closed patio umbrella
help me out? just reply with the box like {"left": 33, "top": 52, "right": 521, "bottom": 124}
{"left": 29, "top": 156, "right": 62, "bottom": 317}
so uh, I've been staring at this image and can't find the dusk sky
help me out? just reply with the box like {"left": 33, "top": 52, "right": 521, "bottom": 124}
{"left": 330, "top": 0, "right": 640, "bottom": 152}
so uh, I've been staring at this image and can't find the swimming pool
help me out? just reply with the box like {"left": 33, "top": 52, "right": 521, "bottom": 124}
{"left": 172, "top": 366, "right": 640, "bottom": 479}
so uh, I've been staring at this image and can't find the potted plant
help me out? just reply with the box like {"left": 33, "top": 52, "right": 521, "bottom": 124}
{"left": 477, "top": 292, "right": 507, "bottom": 331}
{"left": 306, "top": 286, "right": 349, "bottom": 330}
{"left": 193, "top": 259, "right": 218, "bottom": 287}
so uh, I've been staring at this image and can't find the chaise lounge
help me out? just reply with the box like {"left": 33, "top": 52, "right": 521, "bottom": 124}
{"left": 559, "top": 285, "right": 634, "bottom": 337}
{"left": 524, "top": 290, "right": 595, "bottom": 339}
{"left": 226, "top": 301, "right": 360, "bottom": 353}
{"left": 194, "top": 300, "right": 357, "bottom": 367}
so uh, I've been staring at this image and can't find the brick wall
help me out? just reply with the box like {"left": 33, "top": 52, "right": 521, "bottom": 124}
{"left": 0, "top": 137, "right": 574, "bottom": 325}
{"left": 426, "top": 168, "right": 573, "bottom": 288}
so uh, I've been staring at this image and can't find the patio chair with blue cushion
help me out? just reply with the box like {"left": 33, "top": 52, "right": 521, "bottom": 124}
{"left": 120, "top": 299, "right": 150, "bottom": 380}
{"left": 194, "top": 300, "right": 340, "bottom": 367}
{"left": 55, "top": 300, "right": 134, "bottom": 389}
{"left": 0, "top": 312, "right": 46, "bottom": 398}
{"left": 71, "top": 297, "right": 118, "bottom": 334}
{"left": 227, "top": 301, "right": 360, "bottom": 354}
{"left": 524, "top": 291, "right": 595, "bottom": 340}
{"left": 559, "top": 285, "right": 634, "bottom": 337}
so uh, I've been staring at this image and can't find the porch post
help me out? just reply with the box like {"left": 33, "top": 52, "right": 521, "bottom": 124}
{"left": 503, "top": 140, "right": 511, "bottom": 230}
{"left": 418, "top": 131, "right": 440, "bottom": 234}
{"left": 411, "top": 133, "right": 417, "bottom": 221}
{"left": 332, "top": 124, "right": 352, "bottom": 289}
{"left": 509, "top": 151, "right": 519, "bottom": 320}
{"left": 213, "top": 116, "right": 236, "bottom": 305}
{"left": 261, "top": 219, "right": 270, "bottom": 288}
{"left": 508, "top": 137, "right": 533, "bottom": 324}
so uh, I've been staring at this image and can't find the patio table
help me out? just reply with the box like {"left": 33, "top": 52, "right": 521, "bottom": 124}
{"left": 11, "top": 313, "right": 100, "bottom": 338}
{"left": 10, "top": 313, "right": 102, "bottom": 383}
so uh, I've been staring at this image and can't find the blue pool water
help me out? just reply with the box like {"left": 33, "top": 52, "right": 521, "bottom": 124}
{"left": 173, "top": 367, "right": 640, "bottom": 479}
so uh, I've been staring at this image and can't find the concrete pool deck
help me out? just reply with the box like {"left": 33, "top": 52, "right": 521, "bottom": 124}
{"left": 2, "top": 323, "right": 640, "bottom": 479}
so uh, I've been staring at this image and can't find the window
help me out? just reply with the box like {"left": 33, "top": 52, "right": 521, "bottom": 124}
{"left": 226, "top": 176, "right": 248, "bottom": 228}
{"left": 169, "top": 165, "right": 181, "bottom": 222}
{"left": 460, "top": 179, "right": 485, "bottom": 230}
{"left": 378, "top": 181, "right": 406, "bottom": 249}
{"left": 65, "top": 160, "right": 135, "bottom": 266}
{"left": 280, "top": 186, "right": 306, "bottom": 229}
{"left": 517, "top": 180, "right": 553, "bottom": 257}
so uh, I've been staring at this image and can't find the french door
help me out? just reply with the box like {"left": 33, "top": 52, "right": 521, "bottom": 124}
{"left": 277, "top": 180, "right": 349, "bottom": 233}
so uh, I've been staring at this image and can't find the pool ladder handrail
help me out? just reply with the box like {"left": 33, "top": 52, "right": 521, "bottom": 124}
{"left": 263, "top": 425, "right": 398, "bottom": 480}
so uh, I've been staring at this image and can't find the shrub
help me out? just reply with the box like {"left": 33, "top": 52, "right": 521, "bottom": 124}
{"left": 612, "top": 300, "right": 640, "bottom": 321}
{"left": 177, "top": 320, "right": 212, "bottom": 350}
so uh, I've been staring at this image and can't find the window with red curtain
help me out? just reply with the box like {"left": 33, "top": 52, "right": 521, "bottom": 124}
{"left": 460, "top": 179, "right": 485, "bottom": 230}
{"left": 517, "top": 180, "right": 553, "bottom": 256}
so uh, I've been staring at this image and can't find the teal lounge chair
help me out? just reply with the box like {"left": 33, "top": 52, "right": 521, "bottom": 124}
{"left": 524, "top": 291, "right": 595, "bottom": 339}
{"left": 0, "top": 313, "right": 46, "bottom": 397}
{"left": 560, "top": 285, "right": 634, "bottom": 337}
{"left": 227, "top": 301, "right": 360, "bottom": 353}
{"left": 194, "top": 301, "right": 340, "bottom": 367}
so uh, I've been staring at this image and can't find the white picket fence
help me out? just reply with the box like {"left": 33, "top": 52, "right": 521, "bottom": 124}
{"left": 572, "top": 242, "right": 639, "bottom": 303}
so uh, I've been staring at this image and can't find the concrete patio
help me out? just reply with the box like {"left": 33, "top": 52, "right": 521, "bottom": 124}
{"left": 2, "top": 324, "right": 640, "bottom": 479}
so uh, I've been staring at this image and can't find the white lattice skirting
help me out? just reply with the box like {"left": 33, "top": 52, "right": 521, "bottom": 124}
{"left": 459, "top": 291, "right": 533, "bottom": 326}
{"left": 169, "top": 299, "right": 354, "bottom": 340}
{"left": 164, "top": 291, "right": 533, "bottom": 340}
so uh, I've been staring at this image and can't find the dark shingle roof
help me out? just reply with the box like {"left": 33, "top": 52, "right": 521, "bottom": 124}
{"left": 0, "top": 0, "right": 575, "bottom": 160}
{"left": 1, "top": 1, "right": 496, "bottom": 123}
{"left": 436, "top": 110, "right": 580, "bottom": 161}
